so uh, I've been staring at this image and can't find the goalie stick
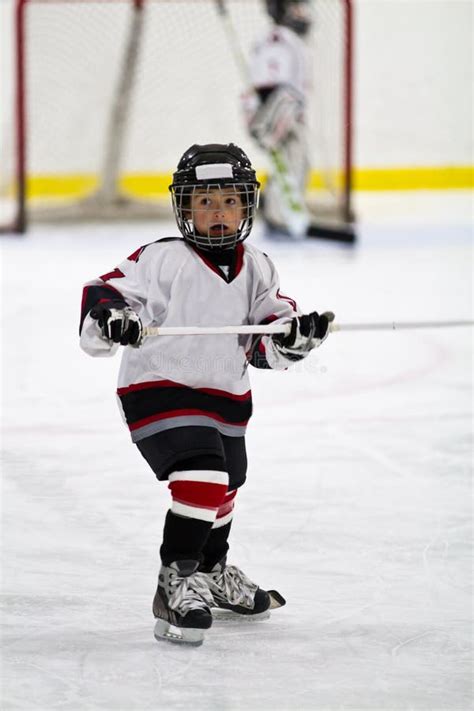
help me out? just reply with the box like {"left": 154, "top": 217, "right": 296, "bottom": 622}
{"left": 264, "top": 215, "right": 356, "bottom": 243}
{"left": 214, "top": 0, "right": 353, "bottom": 242}
{"left": 140, "top": 318, "right": 474, "bottom": 340}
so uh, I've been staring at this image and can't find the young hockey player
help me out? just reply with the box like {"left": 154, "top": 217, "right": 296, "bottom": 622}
{"left": 79, "top": 143, "right": 332, "bottom": 646}
{"left": 242, "top": 0, "right": 312, "bottom": 236}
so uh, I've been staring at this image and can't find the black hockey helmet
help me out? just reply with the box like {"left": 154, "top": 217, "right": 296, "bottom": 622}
{"left": 169, "top": 143, "right": 260, "bottom": 250}
{"left": 265, "top": 0, "right": 312, "bottom": 36}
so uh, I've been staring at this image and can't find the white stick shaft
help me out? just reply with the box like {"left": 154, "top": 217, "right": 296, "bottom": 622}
{"left": 331, "top": 319, "right": 474, "bottom": 332}
{"left": 142, "top": 324, "right": 291, "bottom": 337}
{"left": 142, "top": 320, "right": 473, "bottom": 338}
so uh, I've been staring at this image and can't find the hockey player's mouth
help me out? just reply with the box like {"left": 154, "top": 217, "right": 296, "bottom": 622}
{"left": 209, "top": 224, "right": 229, "bottom": 235}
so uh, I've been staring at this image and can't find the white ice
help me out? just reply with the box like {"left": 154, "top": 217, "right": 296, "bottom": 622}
{"left": 1, "top": 192, "right": 472, "bottom": 710}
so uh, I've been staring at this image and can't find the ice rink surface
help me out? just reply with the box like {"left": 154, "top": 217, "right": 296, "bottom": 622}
{"left": 1, "top": 192, "right": 472, "bottom": 710}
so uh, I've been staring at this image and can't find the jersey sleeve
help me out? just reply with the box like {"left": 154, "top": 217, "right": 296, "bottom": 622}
{"left": 79, "top": 243, "right": 160, "bottom": 357}
{"left": 247, "top": 251, "right": 304, "bottom": 370}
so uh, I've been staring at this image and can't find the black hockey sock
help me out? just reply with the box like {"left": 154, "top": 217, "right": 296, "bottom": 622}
{"left": 199, "top": 521, "right": 233, "bottom": 572}
{"left": 160, "top": 510, "right": 214, "bottom": 566}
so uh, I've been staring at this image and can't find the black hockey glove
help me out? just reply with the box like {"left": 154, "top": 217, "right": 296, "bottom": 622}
{"left": 90, "top": 302, "right": 142, "bottom": 346}
{"left": 272, "top": 311, "right": 334, "bottom": 358}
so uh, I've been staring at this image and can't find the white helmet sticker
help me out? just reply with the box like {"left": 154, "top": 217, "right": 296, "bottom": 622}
{"left": 195, "top": 163, "right": 234, "bottom": 180}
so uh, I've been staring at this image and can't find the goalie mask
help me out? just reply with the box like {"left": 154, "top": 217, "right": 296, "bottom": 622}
{"left": 265, "top": 0, "right": 312, "bottom": 36}
{"left": 169, "top": 143, "right": 260, "bottom": 250}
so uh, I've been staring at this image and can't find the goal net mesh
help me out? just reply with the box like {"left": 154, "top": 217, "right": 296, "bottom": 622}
{"left": 1, "top": 0, "right": 352, "bottom": 228}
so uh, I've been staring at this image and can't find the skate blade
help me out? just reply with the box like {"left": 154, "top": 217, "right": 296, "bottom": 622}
{"left": 212, "top": 608, "right": 271, "bottom": 622}
{"left": 153, "top": 619, "right": 205, "bottom": 646}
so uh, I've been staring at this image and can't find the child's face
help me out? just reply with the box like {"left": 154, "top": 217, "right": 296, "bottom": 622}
{"left": 190, "top": 187, "right": 245, "bottom": 242}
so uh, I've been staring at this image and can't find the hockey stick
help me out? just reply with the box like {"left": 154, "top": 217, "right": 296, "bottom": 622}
{"left": 141, "top": 319, "right": 473, "bottom": 339}
{"left": 214, "top": 0, "right": 311, "bottom": 238}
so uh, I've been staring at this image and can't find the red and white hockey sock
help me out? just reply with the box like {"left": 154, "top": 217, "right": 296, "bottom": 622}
{"left": 168, "top": 469, "right": 229, "bottom": 524}
{"left": 212, "top": 489, "right": 237, "bottom": 529}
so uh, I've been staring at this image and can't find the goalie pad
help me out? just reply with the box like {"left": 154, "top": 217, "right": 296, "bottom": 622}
{"left": 245, "top": 85, "right": 304, "bottom": 151}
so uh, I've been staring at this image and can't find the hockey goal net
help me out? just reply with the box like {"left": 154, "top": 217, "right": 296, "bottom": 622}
{"left": 1, "top": 0, "right": 353, "bottom": 233}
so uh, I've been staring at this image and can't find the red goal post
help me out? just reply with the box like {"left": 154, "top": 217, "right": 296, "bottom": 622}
{"left": 1, "top": 0, "right": 354, "bottom": 233}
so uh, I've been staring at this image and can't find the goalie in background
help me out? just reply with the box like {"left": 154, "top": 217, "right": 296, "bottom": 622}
{"left": 242, "top": 0, "right": 312, "bottom": 237}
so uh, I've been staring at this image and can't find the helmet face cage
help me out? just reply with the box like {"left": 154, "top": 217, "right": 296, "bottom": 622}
{"left": 171, "top": 182, "right": 260, "bottom": 250}
{"left": 170, "top": 143, "right": 260, "bottom": 250}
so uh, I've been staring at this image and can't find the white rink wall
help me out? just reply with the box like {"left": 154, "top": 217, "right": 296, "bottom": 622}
{"left": 0, "top": 0, "right": 472, "bottom": 175}
{"left": 355, "top": 0, "right": 472, "bottom": 168}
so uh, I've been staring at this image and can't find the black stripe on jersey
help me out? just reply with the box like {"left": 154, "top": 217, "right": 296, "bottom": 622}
{"left": 118, "top": 382, "right": 253, "bottom": 428}
{"left": 79, "top": 284, "right": 127, "bottom": 333}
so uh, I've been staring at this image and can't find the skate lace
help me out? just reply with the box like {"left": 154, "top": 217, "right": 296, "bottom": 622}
{"left": 168, "top": 572, "right": 214, "bottom": 615}
{"left": 211, "top": 565, "right": 258, "bottom": 608}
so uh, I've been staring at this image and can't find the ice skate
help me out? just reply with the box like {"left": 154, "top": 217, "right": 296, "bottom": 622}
{"left": 204, "top": 558, "right": 286, "bottom": 620}
{"left": 153, "top": 560, "right": 214, "bottom": 646}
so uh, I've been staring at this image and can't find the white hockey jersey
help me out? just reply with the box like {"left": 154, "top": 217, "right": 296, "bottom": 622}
{"left": 249, "top": 25, "right": 311, "bottom": 99}
{"left": 80, "top": 238, "right": 305, "bottom": 442}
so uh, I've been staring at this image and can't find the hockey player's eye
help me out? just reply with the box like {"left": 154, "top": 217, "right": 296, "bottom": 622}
{"left": 226, "top": 197, "right": 242, "bottom": 207}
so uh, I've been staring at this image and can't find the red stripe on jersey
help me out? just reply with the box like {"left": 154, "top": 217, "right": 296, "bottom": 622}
{"left": 192, "top": 242, "right": 245, "bottom": 280}
{"left": 234, "top": 242, "right": 244, "bottom": 277}
{"left": 117, "top": 379, "right": 251, "bottom": 401}
{"left": 100, "top": 268, "right": 125, "bottom": 282}
{"left": 80, "top": 283, "right": 125, "bottom": 327}
{"left": 128, "top": 408, "right": 250, "bottom": 432}
{"left": 169, "top": 480, "right": 228, "bottom": 509}
{"left": 261, "top": 314, "right": 279, "bottom": 324}
{"left": 127, "top": 246, "right": 145, "bottom": 262}
{"left": 197, "top": 385, "right": 250, "bottom": 401}
{"left": 117, "top": 380, "right": 185, "bottom": 396}
{"left": 276, "top": 289, "right": 297, "bottom": 312}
